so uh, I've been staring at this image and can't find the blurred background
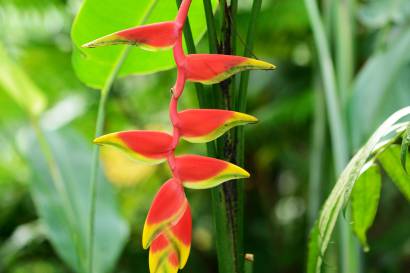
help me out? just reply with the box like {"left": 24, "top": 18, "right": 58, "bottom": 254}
{"left": 0, "top": 0, "right": 409, "bottom": 272}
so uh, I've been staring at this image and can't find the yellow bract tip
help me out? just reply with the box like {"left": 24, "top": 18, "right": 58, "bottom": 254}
{"left": 233, "top": 112, "right": 258, "bottom": 123}
{"left": 244, "top": 58, "right": 276, "bottom": 70}
{"left": 93, "top": 133, "right": 118, "bottom": 145}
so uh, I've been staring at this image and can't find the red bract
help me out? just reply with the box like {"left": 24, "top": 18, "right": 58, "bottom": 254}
{"left": 82, "top": 21, "right": 178, "bottom": 50}
{"left": 185, "top": 54, "right": 275, "bottom": 84}
{"left": 94, "top": 130, "right": 172, "bottom": 164}
{"left": 85, "top": 0, "right": 275, "bottom": 271}
{"left": 178, "top": 109, "right": 257, "bottom": 143}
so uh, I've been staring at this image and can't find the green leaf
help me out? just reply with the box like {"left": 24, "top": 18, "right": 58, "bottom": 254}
{"left": 378, "top": 145, "right": 410, "bottom": 201}
{"left": 307, "top": 107, "right": 410, "bottom": 273}
{"left": 348, "top": 27, "right": 410, "bottom": 149}
{"left": 71, "top": 0, "right": 216, "bottom": 89}
{"left": 351, "top": 164, "right": 381, "bottom": 251}
{"left": 401, "top": 124, "right": 410, "bottom": 173}
{"left": 25, "top": 129, "right": 128, "bottom": 273}
{"left": 0, "top": 44, "right": 46, "bottom": 117}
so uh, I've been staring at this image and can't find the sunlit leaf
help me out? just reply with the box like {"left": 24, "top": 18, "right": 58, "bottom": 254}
{"left": 179, "top": 109, "right": 257, "bottom": 143}
{"left": 351, "top": 164, "right": 381, "bottom": 251}
{"left": 175, "top": 155, "right": 250, "bottom": 189}
{"left": 185, "top": 54, "right": 275, "bottom": 85}
{"left": 71, "top": 0, "right": 217, "bottom": 88}
{"left": 82, "top": 21, "right": 178, "bottom": 50}
{"left": 378, "top": 145, "right": 410, "bottom": 201}
{"left": 94, "top": 130, "right": 172, "bottom": 165}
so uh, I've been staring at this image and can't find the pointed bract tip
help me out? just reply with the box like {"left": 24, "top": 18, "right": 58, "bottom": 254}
{"left": 93, "top": 133, "right": 117, "bottom": 145}
{"left": 228, "top": 163, "right": 250, "bottom": 179}
{"left": 233, "top": 112, "right": 259, "bottom": 123}
{"left": 81, "top": 33, "right": 124, "bottom": 49}
{"left": 244, "top": 58, "right": 276, "bottom": 70}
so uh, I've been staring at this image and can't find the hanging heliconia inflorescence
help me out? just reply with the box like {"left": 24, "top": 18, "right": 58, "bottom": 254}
{"left": 83, "top": 0, "right": 275, "bottom": 272}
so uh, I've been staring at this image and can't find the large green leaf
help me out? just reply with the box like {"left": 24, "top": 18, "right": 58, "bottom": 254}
{"left": 25, "top": 129, "right": 128, "bottom": 273}
{"left": 71, "top": 0, "right": 216, "bottom": 89}
{"left": 351, "top": 164, "right": 381, "bottom": 251}
{"left": 348, "top": 27, "right": 410, "bottom": 149}
{"left": 378, "top": 145, "right": 410, "bottom": 201}
{"left": 307, "top": 107, "right": 410, "bottom": 273}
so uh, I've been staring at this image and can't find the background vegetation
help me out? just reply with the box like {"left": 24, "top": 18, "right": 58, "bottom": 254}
{"left": 0, "top": 0, "right": 409, "bottom": 272}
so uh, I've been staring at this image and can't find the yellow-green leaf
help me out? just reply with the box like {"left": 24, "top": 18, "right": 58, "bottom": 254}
{"left": 351, "top": 164, "right": 381, "bottom": 251}
{"left": 378, "top": 145, "right": 410, "bottom": 201}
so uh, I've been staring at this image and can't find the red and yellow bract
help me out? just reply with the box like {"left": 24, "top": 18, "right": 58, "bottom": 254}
{"left": 84, "top": 0, "right": 275, "bottom": 271}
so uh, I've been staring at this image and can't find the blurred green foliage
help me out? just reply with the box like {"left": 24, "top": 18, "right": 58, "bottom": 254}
{"left": 0, "top": 0, "right": 409, "bottom": 272}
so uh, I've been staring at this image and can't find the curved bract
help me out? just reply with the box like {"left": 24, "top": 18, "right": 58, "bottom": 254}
{"left": 176, "top": 155, "right": 250, "bottom": 189}
{"left": 179, "top": 109, "right": 258, "bottom": 143}
{"left": 87, "top": 0, "right": 274, "bottom": 271}
{"left": 185, "top": 54, "right": 275, "bottom": 84}
{"left": 93, "top": 130, "right": 172, "bottom": 164}
{"left": 82, "top": 21, "right": 179, "bottom": 50}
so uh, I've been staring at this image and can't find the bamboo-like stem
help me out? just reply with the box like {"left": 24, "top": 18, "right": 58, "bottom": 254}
{"left": 31, "top": 116, "right": 86, "bottom": 273}
{"left": 303, "top": 1, "right": 356, "bottom": 273}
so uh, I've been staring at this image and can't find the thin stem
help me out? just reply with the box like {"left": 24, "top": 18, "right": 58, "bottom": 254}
{"left": 303, "top": 0, "right": 349, "bottom": 173}
{"left": 335, "top": 0, "right": 354, "bottom": 107}
{"left": 31, "top": 116, "right": 86, "bottom": 273}
{"left": 86, "top": 1, "right": 159, "bottom": 271}
{"left": 307, "top": 78, "right": 326, "bottom": 228}
{"left": 87, "top": 46, "right": 130, "bottom": 273}
{"left": 303, "top": 0, "right": 357, "bottom": 273}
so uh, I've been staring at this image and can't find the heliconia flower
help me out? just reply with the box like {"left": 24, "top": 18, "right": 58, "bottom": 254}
{"left": 175, "top": 155, "right": 250, "bottom": 189}
{"left": 149, "top": 205, "right": 192, "bottom": 272}
{"left": 143, "top": 179, "right": 188, "bottom": 249}
{"left": 184, "top": 54, "right": 276, "bottom": 85}
{"left": 149, "top": 234, "right": 180, "bottom": 273}
{"left": 93, "top": 130, "right": 172, "bottom": 165}
{"left": 82, "top": 21, "right": 178, "bottom": 50}
{"left": 178, "top": 109, "right": 258, "bottom": 143}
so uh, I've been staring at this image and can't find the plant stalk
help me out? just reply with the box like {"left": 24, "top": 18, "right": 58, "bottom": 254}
{"left": 303, "top": 0, "right": 359, "bottom": 273}
{"left": 86, "top": 46, "right": 130, "bottom": 273}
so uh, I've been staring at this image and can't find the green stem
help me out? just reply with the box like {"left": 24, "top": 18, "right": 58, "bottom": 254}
{"left": 307, "top": 77, "right": 326, "bottom": 228}
{"left": 87, "top": 46, "right": 130, "bottom": 273}
{"left": 244, "top": 254, "right": 254, "bottom": 273}
{"left": 335, "top": 0, "right": 354, "bottom": 107}
{"left": 303, "top": 0, "right": 359, "bottom": 273}
{"left": 31, "top": 116, "right": 86, "bottom": 273}
{"left": 86, "top": 2, "right": 158, "bottom": 271}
